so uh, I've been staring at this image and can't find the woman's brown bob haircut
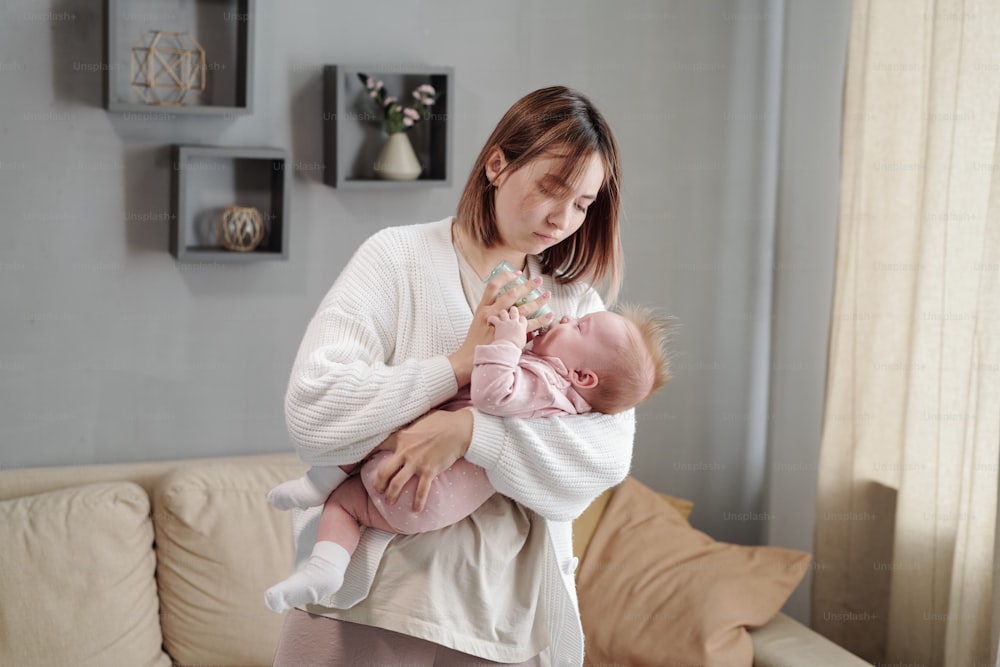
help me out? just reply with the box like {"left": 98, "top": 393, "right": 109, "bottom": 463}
{"left": 455, "top": 86, "right": 623, "bottom": 303}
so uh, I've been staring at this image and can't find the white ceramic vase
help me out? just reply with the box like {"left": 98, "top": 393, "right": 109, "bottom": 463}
{"left": 374, "top": 132, "right": 422, "bottom": 181}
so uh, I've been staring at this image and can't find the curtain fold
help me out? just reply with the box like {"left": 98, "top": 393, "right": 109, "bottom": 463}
{"left": 812, "top": 0, "right": 1000, "bottom": 665}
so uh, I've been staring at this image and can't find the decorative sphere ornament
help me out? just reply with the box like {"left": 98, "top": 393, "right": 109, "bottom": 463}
{"left": 217, "top": 206, "right": 265, "bottom": 252}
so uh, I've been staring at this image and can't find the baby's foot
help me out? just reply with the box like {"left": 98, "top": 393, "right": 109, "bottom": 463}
{"left": 267, "top": 467, "right": 350, "bottom": 510}
{"left": 264, "top": 542, "right": 351, "bottom": 613}
{"left": 267, "top": 476, "right": 328, "bottom": 510}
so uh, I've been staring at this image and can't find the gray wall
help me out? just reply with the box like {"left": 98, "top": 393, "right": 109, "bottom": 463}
{"left": 0, "top": 0, "right": 848, "bottom": 622}
{"left": 765, "top": 0, "right": 851, "bottom": 622}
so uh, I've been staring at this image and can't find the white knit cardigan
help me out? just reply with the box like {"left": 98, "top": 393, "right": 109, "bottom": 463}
{"left": 285, "top": 218, "right": 633, "bottom": 666}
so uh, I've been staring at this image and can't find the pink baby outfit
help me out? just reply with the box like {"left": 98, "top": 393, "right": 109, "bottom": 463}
{"left": 355, "top": 450, "right": 493, "bottom": 535}
{"left": 470, "top": 343, "right": 592, "bottom": 418}
{"left": 342, "top": 344, "right": 591, "bottom": 535}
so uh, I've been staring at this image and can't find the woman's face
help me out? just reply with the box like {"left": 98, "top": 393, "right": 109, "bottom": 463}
{"left": 486, "top": 148, "right": 605, "bottom": 257}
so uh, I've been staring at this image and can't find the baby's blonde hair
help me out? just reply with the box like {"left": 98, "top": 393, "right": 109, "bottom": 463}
{"left": 585, "top": 304, "right": 674, "bottom": 415}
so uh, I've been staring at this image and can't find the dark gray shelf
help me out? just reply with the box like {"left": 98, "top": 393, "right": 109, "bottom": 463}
{"left": 323, "top": 64, "right": 453, "bottom": 188}
{"left": 104, "top": 0, "right": 254, "bottom": 115}
{"left": 170, "top": 145, "right": 289, "bottom": 261}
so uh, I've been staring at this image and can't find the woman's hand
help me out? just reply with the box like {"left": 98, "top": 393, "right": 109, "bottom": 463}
{"left": 447, "top": 270, "right": 553, "bottom": 386}
{"left": 370, "top": 409, "right": 474, "bottom": 512}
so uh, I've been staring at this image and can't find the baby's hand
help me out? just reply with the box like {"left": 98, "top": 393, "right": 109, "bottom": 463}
{"left": 487, "top": 306, "right": 528, "bottom": 349}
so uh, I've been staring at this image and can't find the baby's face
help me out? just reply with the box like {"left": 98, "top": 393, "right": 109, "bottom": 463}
{"left": 529, "top": 311, "right": 631, "bottom": 370}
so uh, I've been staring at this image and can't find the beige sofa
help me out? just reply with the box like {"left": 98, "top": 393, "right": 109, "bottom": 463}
{"left": 0, "top": 453, "right": 870, "bottom": 666}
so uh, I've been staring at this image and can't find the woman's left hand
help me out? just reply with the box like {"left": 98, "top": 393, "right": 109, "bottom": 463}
{"left": 448, "top": 271, "right": 553, "bottom": 387}
{"left": 370, "top": 409, "right": 474, "bottom": 512}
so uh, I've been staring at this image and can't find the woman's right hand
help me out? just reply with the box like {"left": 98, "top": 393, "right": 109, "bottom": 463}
{"left": 447, "top": 270, "right": 553, "bottom": 386}
{"left": 369, "top": 408, "right": 474, "bottom": 511}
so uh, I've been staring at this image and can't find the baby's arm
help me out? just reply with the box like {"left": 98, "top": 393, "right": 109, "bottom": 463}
{"left": 487, "top": 305, "right": 528, "bottom": 349}
{"left": 471, "top": 307, "right": 558, "bottom": 416}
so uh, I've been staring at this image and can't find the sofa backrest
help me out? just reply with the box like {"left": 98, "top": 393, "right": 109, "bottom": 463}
{"left": 0, "top": 452, "right": 307, "bottom": 667}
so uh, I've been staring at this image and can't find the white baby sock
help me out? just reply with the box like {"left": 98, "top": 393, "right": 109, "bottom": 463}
{"left": 264, "top": 541, "right": 352, "bottom": 613}
{"left": 266, "top": 466, "right": 350, "bottom": 510}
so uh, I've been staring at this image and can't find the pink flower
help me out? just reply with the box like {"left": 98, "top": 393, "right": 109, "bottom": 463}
{"left": 383, "top": 96, "right": 397, "bottom": 107}
{"left": 402, "top": 117, "right": 414, "bottom": 127}
{"left": 412, "top": 85, "right": 436, "bottom": 106}
{"left": 403, "top": 107, "right": 420, "bottom": 119}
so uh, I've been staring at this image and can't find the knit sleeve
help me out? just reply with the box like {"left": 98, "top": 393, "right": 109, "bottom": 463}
{"left": 463, "top": 284, "right": 633, "bottom": 521}
{"left": 284, "top": 231, "right": 458, "bottom": 467}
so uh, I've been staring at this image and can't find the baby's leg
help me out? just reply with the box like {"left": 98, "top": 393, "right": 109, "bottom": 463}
{"left": 315, "top": 474, "right": 402, "bottom": 546}
{"left": 265, "top": 476, "right": 376, "bottom": 613}
{"left": 361, "top": 451, "right": 496, "bottom": 534}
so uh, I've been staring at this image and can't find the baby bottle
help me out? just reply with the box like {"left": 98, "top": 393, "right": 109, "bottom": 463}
{"left": 483, "top": 260, "right": 553, "bottom": 321}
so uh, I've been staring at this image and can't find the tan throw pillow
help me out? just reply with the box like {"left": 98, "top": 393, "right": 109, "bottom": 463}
{"left": 153, "top": 460, "right": 305, "bottom": 666}
{"left": 573, "top": 486, "right": 694, "bottom": 564}
{"left": 0, "top": 482, "right": 170, "bottom": 667}
{"left": 577, "top": 476, "right": 811, "bottom": 667}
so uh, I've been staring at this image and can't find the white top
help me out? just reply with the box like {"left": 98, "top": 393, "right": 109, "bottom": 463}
{"left": 286, "top": 218, "right": 634, "bottom": 666}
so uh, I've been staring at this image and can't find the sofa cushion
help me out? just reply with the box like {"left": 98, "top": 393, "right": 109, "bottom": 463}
{"left": 0, "top": 482, "right": 170, "bottom": 667}
{"left": 577, "top": 476, "right": 811, "bottom": 667}
{"left": 153, "top": 460, "right": 304, "bottom": 666}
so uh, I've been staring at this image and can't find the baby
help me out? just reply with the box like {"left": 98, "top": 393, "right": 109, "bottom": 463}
{"left": 264, "top": 304, "right": 671, "bottom": 613}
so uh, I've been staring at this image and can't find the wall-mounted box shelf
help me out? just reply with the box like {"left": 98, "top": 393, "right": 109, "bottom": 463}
{"left": 103, "top": 0, "right": 254, "bottom": 116}
{"left": 170, "top": 145, "right": 288, "bottom": 261}
{"left": 323, "top": 64, "right": 453, "bottom": 188}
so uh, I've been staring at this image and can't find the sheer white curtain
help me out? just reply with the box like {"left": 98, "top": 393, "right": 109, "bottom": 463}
{"left": 812, "top": 0, "right": 1000, "bottom": 665}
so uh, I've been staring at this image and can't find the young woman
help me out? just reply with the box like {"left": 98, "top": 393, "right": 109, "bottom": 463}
{"left": 273, "top": 86, "right": 633, "bottom": 667}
